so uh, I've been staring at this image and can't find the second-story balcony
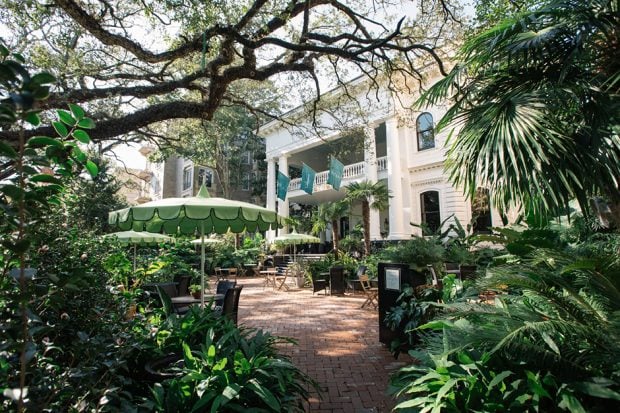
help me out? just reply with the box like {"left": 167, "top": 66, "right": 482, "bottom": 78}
{"left": 287, "top": 156, "right": 387, "bottom": 202}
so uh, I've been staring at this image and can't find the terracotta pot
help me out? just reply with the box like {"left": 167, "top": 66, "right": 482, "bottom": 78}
{"left": 191, "top": 291, "right": 201, "bottom": 299}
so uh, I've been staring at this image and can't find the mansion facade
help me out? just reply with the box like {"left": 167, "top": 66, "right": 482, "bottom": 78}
{"left": 259, "top": 73, "right": 506, "bottom": 243}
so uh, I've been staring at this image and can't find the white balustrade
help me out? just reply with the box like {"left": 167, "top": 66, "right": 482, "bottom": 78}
{"left": 287, "top": 159, "right": 381, "bottom": 193}
{"left": 377, "top": 156, "right": 387, "bottom": 172}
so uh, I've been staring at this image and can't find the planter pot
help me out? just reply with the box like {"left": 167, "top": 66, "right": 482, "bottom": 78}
{"left": 191, "top": 291, "right": 201, "bottom": 299}
{"left": 295, "top": 276, "right": 305, "bottom": 288}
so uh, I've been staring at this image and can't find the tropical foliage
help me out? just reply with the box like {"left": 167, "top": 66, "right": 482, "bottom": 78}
{"left": 346, "top": 181, "right": 390, "bottom": 256}
{"left": 421, "top": 0, "right": 620, "bottom": 225}
{"left": 389, "top": 222, "right": 620, "bottom": 411}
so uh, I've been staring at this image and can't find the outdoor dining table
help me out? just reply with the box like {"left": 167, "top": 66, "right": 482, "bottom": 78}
{"left": 171, "top": 293, "right": 224, "bottom": 308}
{"left": 259, "top": 269, "right": 278, "bottom": 289}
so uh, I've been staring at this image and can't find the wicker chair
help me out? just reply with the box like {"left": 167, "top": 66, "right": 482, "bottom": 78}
{"left": 214, "top": 280, "right": 237, "bottom": 311}
{"left": 310, "top": 272, "right": 328, "bottom": 295}
{"left": 220, "top": 285, "right": 243, "bottom": 325}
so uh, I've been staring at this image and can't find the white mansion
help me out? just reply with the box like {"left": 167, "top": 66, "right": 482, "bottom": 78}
{"left": 259, "top": 73, "right": 506, "bottom": 243}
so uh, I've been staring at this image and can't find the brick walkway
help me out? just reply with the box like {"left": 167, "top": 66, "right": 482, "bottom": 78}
{"left": 235, "top": 277, "right": 410, "bottom": 413}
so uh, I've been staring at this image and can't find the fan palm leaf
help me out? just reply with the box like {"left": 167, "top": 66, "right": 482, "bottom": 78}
{"left": 420, "top": 0, "right": 620, "bottom": 222}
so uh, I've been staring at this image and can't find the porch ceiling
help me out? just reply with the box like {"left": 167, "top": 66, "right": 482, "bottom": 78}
{"left": 288, "top": 188, "right": 346, "bottom": 205}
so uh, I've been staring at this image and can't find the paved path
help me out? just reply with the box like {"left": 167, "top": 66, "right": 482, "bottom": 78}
{"left": 235, "top": 277, "right": 410, "bottom": 413}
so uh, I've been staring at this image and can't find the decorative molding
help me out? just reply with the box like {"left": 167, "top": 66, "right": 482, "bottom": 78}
{"left": 409, "top": 161, "right": 444, "bottom": 173}
{"left": 411, "top": 177, "right": 444, "bottom": 187}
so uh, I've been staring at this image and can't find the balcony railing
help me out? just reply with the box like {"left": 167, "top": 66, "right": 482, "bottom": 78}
{"left": 288, "top": 157, "right": 387, "bottom": 192}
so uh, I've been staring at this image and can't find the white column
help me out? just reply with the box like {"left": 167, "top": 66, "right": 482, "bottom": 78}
{"left": 364, "top": 125, "right": 381, "bottom": 241}
{"left": 278, "top": 154, "right": 289, "bottom": 235}
{"left": 266, "top": 157, "right": 277, "bottom": 241}
{"left": 386, "top": 117, "right": 407, "bottom": 239}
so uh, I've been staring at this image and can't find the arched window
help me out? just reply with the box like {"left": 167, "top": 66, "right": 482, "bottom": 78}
{"left": 416, "top": 112, "right": 435, "bottom": 151}
{"left": 420, "top": 191, "right": 440, "bottom": 233}
{"left": 471, "top": 188, "right": 492, "bottom": 233}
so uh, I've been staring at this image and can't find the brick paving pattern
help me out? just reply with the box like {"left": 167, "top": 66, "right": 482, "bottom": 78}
{"left": 235, "top": 277, "right": 410, "bottom": 413}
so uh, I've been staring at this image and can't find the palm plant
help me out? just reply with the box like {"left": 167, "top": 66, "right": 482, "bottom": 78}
{"left": 395, "top": 237, "right": 620, "bottom": 410}
{"left": 345, "top": 181, "right": 390, "bottom": 256}
{"left": 420, "top": 0, "right": 620, "bottom": 225}
{"left": 311, "top": 200, "right": 348, "bottom": 258}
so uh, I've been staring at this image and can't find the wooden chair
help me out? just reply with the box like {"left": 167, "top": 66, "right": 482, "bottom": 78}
{"left": 227, "top": 267, "right": 238, "bottom": 279}
{"left": 274, "top": 267, "right": 290, "bottom": 291}
{"left": 261, "top": 267, "right": 276, "bottom": 289}
{"left": 359, "top": 275, "right": 378, "bottom": 309}
{"left": 214, "top": 267, "right": 224, "bottom": 282}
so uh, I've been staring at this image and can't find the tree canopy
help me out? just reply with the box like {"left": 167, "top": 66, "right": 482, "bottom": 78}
{"left": 0, "top": 0, "right": 462, "bottom": 148}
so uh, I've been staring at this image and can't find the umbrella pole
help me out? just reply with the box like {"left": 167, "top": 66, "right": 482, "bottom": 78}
{"left": 133, "top": 244, "right": 137, "bottom": 274}
{"left": 200, "top": 222, "right": 205, "bottom": 308}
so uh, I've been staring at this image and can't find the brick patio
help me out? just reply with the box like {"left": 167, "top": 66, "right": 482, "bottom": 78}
{"left": 235, "top": 277, "right": 410, "bottom": 413}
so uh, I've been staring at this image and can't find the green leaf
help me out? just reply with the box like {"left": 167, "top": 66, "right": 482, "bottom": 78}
{"left": 1, "top": 184, "right": 25, "bottom": 201}
{"left": 72, "top": 146, "right": 87, "bottom": 162}
{"left": 52, "top": 121, "right": 68, "bottom": 137}
{"left": 0, "top": 141, "right": 17, "bottom": 158}
{"left": 30, "top": 174, "right": 62, "bottom": 185}
{"left": 27, "top": 136, "right": 63, "bottom": 148}
{"left": 31, "top": 72, "right": 56, "bottom": 85}
{"left": 0, "top": 45, "right": 9, "bottom": 57}
{"left": 488, "top": 371, "right": 512, "bottom": 390}
{"left": 85, "top": 160, "right": 99, "bottom": 177}
{"left": 57, "top": 109, "right": 76, "bottom": 126}
{"left": 69, "top": 104, "right": 85, "bottom": 120}
{"left": 574, "top": 381, "right": 620, "bottom": 401}
{"left": 24, "top": 112, "right": 41, "bottom": 127}
{"left": 541, "top": 332, "right": 560, "bottom": 355}
{"left": 246, "top": 379, "right": 280, "bottom": 411}
{"left": 558, "top": 391, "right": 586, "bottom": 413}
{"left": 77, "top": 117, "right": 95, "bottom": 129}
{"left": 11, "top": 53, "right": 25, "bottom": 63}
{"left": 72, "top": 129, "right": 90, "bottom": 144}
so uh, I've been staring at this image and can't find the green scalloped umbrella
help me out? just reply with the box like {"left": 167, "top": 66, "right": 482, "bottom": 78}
{"left": 271, "top": 229, "right": 320, "bottom": 261}
{"left": 102, "top": 230, "right": 174, "bottom": 272}
{"left": 109, "top": 185, "right": 282, "bottom": 306}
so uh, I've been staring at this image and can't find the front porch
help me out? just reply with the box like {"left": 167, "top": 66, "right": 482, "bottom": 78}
{"left": 287, "top": 156, "right": 388, "bottom": 204}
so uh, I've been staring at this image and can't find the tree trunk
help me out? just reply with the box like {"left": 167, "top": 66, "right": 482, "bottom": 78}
{"left": 362, "top": 201, "right": 370, "bottom": 256}
{"left": 331, "top": 219, "right": 340, "bottom": 259}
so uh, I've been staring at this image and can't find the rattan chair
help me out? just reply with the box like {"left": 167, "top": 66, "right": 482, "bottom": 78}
{"left": 220, "top": 285, "right": 243, "bottom": 325}
{"left": 310, "top": 272, "right": 328, "bottom": 295}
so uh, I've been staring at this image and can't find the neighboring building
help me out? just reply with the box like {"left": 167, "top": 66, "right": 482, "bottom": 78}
{"left": 258, "top": 72, "right": 508, "bottom": 242}
{"left": 130, "top": 142, "right": 265, "bottom": 204}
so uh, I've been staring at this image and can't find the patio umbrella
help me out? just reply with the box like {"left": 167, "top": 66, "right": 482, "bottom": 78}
{"left": 190, "top": 238, "right": 223, "bottom": 245}
{"left": 102, "top": 230, "right": 174, "bottom": 272}
{"left": 109, "top": 185, "right": 282, "bottom": 306}
{"left": 271, "top": 229, "right": 320, "bottom": 262}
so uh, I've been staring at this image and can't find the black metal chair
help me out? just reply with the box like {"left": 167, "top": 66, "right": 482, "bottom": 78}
{"left": 220, "top": 285, "right": 243, "bottom": 325}
{"left": 310, "top": 271, "right": 328, "bottom": 295}
{"left": 214, "top": 280, "right": 237, "bottom": 310}
{"left": 176, "top": 275, "right": 192, "bottom": 297}
{"left": 329, "top": 266, "right": 346, "bottom": 295}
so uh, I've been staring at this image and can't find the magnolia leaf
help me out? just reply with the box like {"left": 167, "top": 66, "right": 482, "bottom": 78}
{"left": 69, "top": 103, "right": 85, "bottom": 120}
{"left": 77, "top": 117, "right": 95, "bottom": 129}
{"left": 24, "top": 111, "right": 41, "bottom": 127}
{"left": 28, "top": 136, "right": 63, "bottom": 148}
{"left": 72, "top": 129, "right": 91, "bottom": 144}
{"left": 52, "top": 121, "right": 68, "bottom": 137}
{"left": 85, "top": 160, "right": 99, "bottom": 177}
{"left": 57, "top": 109, "right": 76, "bottom": 126}
{"left": 30, "top": 174, "right": 62, "bottom": 185}
{"left": 0, "top": 141, "right": 17, "bottom": 158}
{"left": 31, "top": 72, "right": 56, "bottom": 85}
